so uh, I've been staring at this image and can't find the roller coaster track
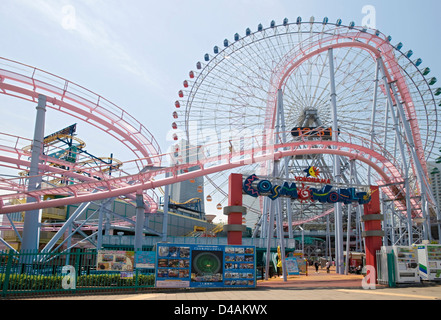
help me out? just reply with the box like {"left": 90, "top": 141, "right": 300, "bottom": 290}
{"left": 0, "top": 132, "right": 159, "bottom": 212}
{"left": 0, "top": 56, "right": 163, "bottom": 212}
{"left": 0, "top": 132, "right": 419, "bottom": 221}
{"left": 0, "top": 55, "right": 425, "bottom": 227}
{"left": 0, "top": 57, "right": 162, "bottom": 169}
{"left": 267, "top": 28, "right": 428, "bottom": 177}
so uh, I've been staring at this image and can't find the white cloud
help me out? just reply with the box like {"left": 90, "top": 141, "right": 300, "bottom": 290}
{"left": 12, "top": 0, "right": 164, "bottom": 93}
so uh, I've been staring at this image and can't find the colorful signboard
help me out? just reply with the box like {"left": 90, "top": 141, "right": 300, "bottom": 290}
{"left": 135, "top": 251, "right": 156, "bottom": 269}
{"left": 44, "top": 123, "right": 77, "bottom": 141}
{"left": 96, "top": 250, "right": 135, "bottom": 272}
{"left": 155, "top": 243, "right": 256, "bottom": 289}
{"left": 291, "top": 126, "right": 336, "bottom": 138}
{"left": 285, "top": 257, "right": 300, "bottom": 275}
{"left": 243, "top": 174, "right": 371, "bottom": 205}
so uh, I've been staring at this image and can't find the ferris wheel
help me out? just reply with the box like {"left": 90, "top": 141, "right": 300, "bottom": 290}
{"left": 171, "top": 17, "right": 441, "bottom": 237}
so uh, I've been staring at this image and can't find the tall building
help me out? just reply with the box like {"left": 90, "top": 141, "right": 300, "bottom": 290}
{"left": 169, "top": 139, "right": 205, "bottom": 219}
{"left": 428, "top": 161, "right": 441, "bottom": 209}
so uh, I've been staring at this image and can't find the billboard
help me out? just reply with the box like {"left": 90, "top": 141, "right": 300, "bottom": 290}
{"left": 155, "top": 243, "right": 256, "bottom": 289}
{"left": 96, "top": 250, "right": 135, "bottom": 272}
{"left": 285, "top": 257, "right": 300, "bottom": 275}
{"left": 135, "top": 251, "right": 156, "bottom": 269}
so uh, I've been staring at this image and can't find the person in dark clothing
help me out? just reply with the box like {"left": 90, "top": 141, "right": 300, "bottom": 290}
{"left": 314, "top": 261, "right": 319, "bottom": 273}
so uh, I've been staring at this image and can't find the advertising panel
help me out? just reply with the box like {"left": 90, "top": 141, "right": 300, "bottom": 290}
{"left": 96, "top": 250, "right": 135, "bottom": 272}
{"left": 155, "top": 243, "right": 256, "bottom": 289}
{"left": 285, "top": 257, "right": 300, "bottom": 275}
{"left": 135, "top": 251, "right": 156, "bottom": 269}
{"left": 416, "top": 244, "right": 441, "bottom": 281}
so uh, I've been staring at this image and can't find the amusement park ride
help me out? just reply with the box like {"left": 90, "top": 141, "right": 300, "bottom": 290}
{"left": 0, "top": 17, "right": 440, "bottom": 277}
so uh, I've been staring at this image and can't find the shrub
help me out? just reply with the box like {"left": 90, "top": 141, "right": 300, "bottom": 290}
{"left": 0, "top": 273, "right": 64, "bottom": 290}
{"left": 1, "top": 272, "right": 155, "bottom": 291}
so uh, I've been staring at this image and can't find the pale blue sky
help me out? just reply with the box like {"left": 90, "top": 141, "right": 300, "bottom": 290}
{"left": 0, "top": 0, "right": 440, "bottom": 220}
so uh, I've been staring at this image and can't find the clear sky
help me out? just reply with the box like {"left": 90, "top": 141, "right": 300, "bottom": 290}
{"left": 1, "top": 0, "right": 440, "bottom": 219}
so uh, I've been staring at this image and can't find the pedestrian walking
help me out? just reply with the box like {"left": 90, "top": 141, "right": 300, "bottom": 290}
{"left": 277, "top": 257, "right": 282, "bottom": 277}
{"left": 314, "top": 261, "right": 319, "bottom": 273}
{"left": 326, "top": 260, "right": 331, "bottom": 273}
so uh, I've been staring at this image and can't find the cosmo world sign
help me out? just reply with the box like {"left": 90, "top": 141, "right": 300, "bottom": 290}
{"left": 242, "top": 171, "right": 372, "bottom": 205}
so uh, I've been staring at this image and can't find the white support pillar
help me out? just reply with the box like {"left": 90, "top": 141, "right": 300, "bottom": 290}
{"left": 134, "top": 193, "right": 145, "bottom": 252}
{"left": 326, "top": 215, "right": 331, "bottom": 259}
{"left": 328, "top": 48, "right": 344, "bottom": 274}
{"left": 264, "top": 197, "right": 275, "bottom": 280}
{"left": 261, "top": 196, "right": 269, "bottom": 239}
{"left": 275, "top": 197, "right": 287, "bottom": 281}
{"left": 389, "top": 83, "right": 432, "bottom": 241}
{"left": 367, "top": 59, "right": 380, "bottom": 185}
{"left": 21, "top": 95, "right": 46, "bottom": 253}
{"left": 162, "top": 185, "right": 170, "bottom": 242}
{"left": 344, "top": 203, "right": 352, "bottom": 275}
{"left": 277, "top": 89, "right": 294, "bottom": 239}
{"left": 378, "top": 58, "right": 413, "bottom": 245}
{"left": 96, "top": 202, "right": 105, "bottom": 250}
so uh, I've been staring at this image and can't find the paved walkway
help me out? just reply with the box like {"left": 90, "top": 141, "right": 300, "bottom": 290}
{"left": 257, "top": 267, "right": 368, "bottom": 290}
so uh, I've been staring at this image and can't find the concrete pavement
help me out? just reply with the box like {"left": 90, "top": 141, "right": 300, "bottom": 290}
{"left": 17, "top": 266, "right": 441, "bottom": 301}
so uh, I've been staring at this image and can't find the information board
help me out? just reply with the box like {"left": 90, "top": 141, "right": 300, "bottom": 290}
{"left": 155, "top": 243, "right": 256, "bottom": 288}
{"left": 135, "top": 251, "right": 156, "bottom": 269}
{"left": 285, "top": 257, "right": 300, "bottom": 275}
{"left": 96, "top": 250, "right": 135, "bottom": 272}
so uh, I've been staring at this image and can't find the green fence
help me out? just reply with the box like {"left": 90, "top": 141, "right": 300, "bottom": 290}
{"left": 1, "top": 248, "right": 156, "bottom": 298}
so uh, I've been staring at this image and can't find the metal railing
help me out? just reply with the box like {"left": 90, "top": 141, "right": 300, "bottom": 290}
{"left": 1, "top": 248, "right": 155, "bottom": 298}
{"left": 1, "top": 238, "right": 297, "bottom": 298}
{"left": 376, "top": 249, "right": 396, "bottom": 287}
{"left": 102, "top": 235, "right": 296, "bottom": 249}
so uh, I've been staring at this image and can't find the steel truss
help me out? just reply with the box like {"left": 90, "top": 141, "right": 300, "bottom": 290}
{"left": 0, "top": 17, "right": 440, "bottom": 259}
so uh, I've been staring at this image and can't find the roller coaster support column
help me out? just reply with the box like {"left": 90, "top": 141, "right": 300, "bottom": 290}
{"left": 277, "top": 89, "right": 293, "bottom": 238}
{"left": 223, "top": 173, "right": 247, "bottom": 245}
{"left": 162, "top": 175, "right": 171, "bottom": 242}
{"left": 21, "top": 95, "right": 46, "bottom": 253}
{"left": 329, "top": 48, "right": 344, "bottom": 274}
{"left": 362, "top": 186, "right": 383, "bottom": 282}
{"left": 134, "top": 193, "right": 145, "bottom": 251}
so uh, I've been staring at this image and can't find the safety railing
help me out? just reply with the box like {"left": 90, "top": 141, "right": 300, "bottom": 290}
{"left": 376, "top": 249, "right": 396, "bottom": 288}
{"left": 1, "top": 248, "right": 155, "bottom": 298}
{"left": 101, "top": 235, "right": 296, "bottom": 249}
